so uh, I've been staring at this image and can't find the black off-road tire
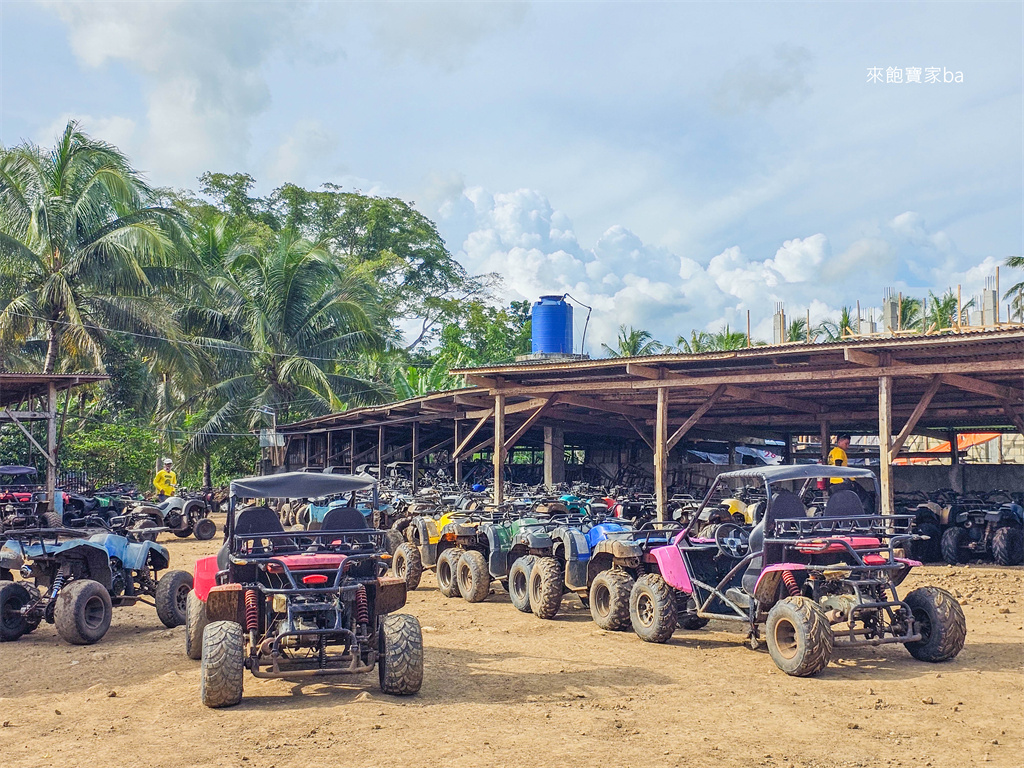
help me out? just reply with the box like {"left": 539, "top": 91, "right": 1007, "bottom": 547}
{"left": 155, "top": 570, "right": 194, "bottom": 628}
{"left": 904, "top": 586, "right": 967, "bottom": 662}
{"left": 910, "top": 523, "right": 943, "bottom": 563}
{"left": 508, "top": 556, "right": 535, "bottom": 613}
{"left": 201, "top": 620, "right": 244, "bottom": 708}
{"left": 385, "top": 529, "right": 406, "bottom": 555}
{"left": 992, "top": 526, "right": 1024, "bottom": 566}
{"left": 457, "top": 550, "right": 491, "bottom": 603}
{"left": 173, "top": 527, "right": 194, "bottom": 539}
{"left": 678, "top": 596, "right": 709, "bottom": 630}
{"left": 185, "top": 590, "right": 209, "bottom": 660}
{"left": 54, "top": 579, "right": 112, "bottom": 645}
{"left": 378, "top": 613, "right": 424, "bottom": 695}
{"left": 589, "top": 569, "right": 634, "bottom": 631}
{"left": 392, "top": 543, "right": 423, "bottom": 591}
{"left": 436, "top": 548, "right": 462, "bottom": 598}
{"left": 130, "top": 519, "right": 159, "bottom": 543}
{"left": 194, "top": 518, "right": 217, "bottom": 541}
{"left": 0, "top": 581, "right": 31, "bottom": 642}
{"left": 529, "top": 556, "right": 563, "bottom": 620}
{"left": 42, "top": 510, "right": 63, "bottom": 528}
{"left": 629, "top": 573, "right": 677, "bottom": 643}
{"left": 941, "top": 526, "right": 971, "bottom": 565}
{"left": 765, "top": 596, "right": 834, "bottom": 676}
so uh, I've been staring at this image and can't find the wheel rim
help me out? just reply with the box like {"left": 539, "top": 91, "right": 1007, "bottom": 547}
{"left": 458, "top": 564, "right": 470, "bottom": 592}
{"left": 2, "top": 596, "right": 24, "bottom": 631}
{"left": 395, "top": 554, "right": 407, "bottom": 580}
{"left": 773, "top": 617, "right": 799, "bottom": 659}
{"left": 83, "top": 595, "right": 106, "bottom": 630}
{"left": 593, "top": 583, "right": 610, "bottom": 618}
{"left": 438, "top": 559, "right": 451, "bottom": 587}
{"left": 636, "top": 592, "right": 655, "bottom": 627}
{"left": 175, "top": 585, "right": 189, "bottom": 614}
{"left": 913, "top": 607, "right": 932, "bottom": 643}
{"left": 512, "top": 570, "right": 526, "bottom": 597}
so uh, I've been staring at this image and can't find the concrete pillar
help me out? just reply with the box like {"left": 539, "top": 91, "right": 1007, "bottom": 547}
{"left": 543, "top": 426, "right": 565, "bottom": 488}
{"left": 878, "top": 376, "right": 894, "bottom": 516}
{"left": 655, "top": 387, "right": 669, "bottom": 521}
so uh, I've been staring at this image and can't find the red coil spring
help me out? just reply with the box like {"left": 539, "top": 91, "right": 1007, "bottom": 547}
{"left": 355, "top": 584, "right": 369, "bottom": 625}
{"left": 244, "top": 589, "right": 259, "bottom": 631}
{"left": 781, "top": 570, "right": 800, "bottom": 597}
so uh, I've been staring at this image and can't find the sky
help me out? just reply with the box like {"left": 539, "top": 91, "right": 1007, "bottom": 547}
{"left": 1, "top": 1, "right": 1021, "bottom": 351}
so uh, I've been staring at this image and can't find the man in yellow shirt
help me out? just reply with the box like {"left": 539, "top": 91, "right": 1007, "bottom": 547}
{"left": 828, "top": 434, "right": 851, "bottom": 485}
{"left": 154, "top": 458, "right": 177, "bottom": 501}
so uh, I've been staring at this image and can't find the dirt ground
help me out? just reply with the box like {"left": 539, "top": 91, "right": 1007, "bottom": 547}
{"left": 1, "top": 519, "right": 1021, "bottom": 768}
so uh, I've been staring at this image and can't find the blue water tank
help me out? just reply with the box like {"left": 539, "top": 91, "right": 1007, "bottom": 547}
{"left": 531, "top": 295, "right": 573, "bottom": 354}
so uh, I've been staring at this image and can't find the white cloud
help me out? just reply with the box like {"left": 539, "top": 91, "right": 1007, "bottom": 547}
{"left": 432, "top": 184, "right": 1005, "bottom": 352}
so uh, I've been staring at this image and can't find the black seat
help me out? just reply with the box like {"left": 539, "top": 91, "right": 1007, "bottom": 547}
{"left": 321, "top": 505, "right": 372, "bottom": 544}
{"left": 822, "top": 489, "right": 864, "bottom": 518}
{"left": 233, "top": 505, "right": 296, "bottom": 554}
{"left": 771, "top": 490, "right": 806, "bottom": 520}
{"left": 740, "top": 490, "right": 804, "bottom": 595}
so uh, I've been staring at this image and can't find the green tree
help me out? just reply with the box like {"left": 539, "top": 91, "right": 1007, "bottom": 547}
{"left": 817, "top": 307, "right": 856, "bottom": 341}
{"left": 923, "top": 289, "right": 973, "bottom": 330}
{"left": 712, "top": 324, "right": 751, "bottom": 349}
{"left": 898, "top": 295, "right": 922, "bottom": 331}
{"left": 601, "top": 325, "right": 664, "bottom": 357}
{"left": 435, "top": 300, "right": 531, "bottom": 366}
{"left": 676, "top": 330, "right": 713, "bottom": 353}
{"left": 0, "top": 121, "right": 188, "bottom": 373}
{"left": 1004, "top": 255, "right": 1023, "bottom": 318}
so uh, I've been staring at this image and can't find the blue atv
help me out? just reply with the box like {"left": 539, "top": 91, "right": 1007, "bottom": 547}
{"left": 0, "top": 526, "right": 192, "bottom": 645}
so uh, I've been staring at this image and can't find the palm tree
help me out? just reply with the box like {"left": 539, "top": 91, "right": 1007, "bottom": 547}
{"left": 177, "top": 227, "right": 388, "bottom": 456}
{"left": 711, "top": 324, "right": 750, "bottom": 350}
{"left": 786, "top": 318, "right": 811, "bottom": 343}
{"left": 924, "top": 289, "right": 973, "bottom": 330}
{"left": 1004, "top": 255, "right": 1023, "bottom": 319}
{"left": 601, "top": 325, "right": 665, "bottom": 357}
{"left": 0, "top": 121, "right": 187, "bottom": 372}
{"left": 676, "top": 330, "right": 713, "bottom": 354}
{"left": 817, "top": 307, "right": 856, "bottom": 341}
{"left": 898, "top": 295, "right": 922, "bottom": 331}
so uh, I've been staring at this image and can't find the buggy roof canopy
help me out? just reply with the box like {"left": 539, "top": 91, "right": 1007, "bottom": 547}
{"left": 0, "top": 466, "right": 38, "bottom": 475}
{"left": 718, "top": 465, "right": 878, "bottom": 483}
{"left": 230, "top": 471, "right": 375, "bottom": 499}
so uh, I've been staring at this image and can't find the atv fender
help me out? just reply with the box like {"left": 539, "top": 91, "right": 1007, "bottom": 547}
{"left": 562, "top": 529, "right": 590, "bottom": 589}
{"left": 89, "top": 534, "right": 170, "bottom": 572}
{"left": 374, "top": 575, "right": 407, "bottom": 615}
{"left": 647, "top": 543, "right": 691, "bottom": 593}
{"left": 193, "top": 555, "right": 221, "bottom": 601}
{"left": 206, "top": 583, "right": 245, "bottom": 624}
{"left": 753, "top": 563, "right": 808, "bottom": 604}
{"left": 53, "top": 540, "right": 114, "bottom": 590}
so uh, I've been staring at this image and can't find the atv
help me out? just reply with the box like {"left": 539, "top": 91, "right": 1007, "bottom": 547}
{"left": 0, "top": 524, "right": 192, "bottom": 644}
{"left": 152, "top": 489, "right": 218, "bottom": 541}
{"left": 186, "top": 471, "right": 422, "bottom": 708}
{"left": 942, "top": 501, "right": 1024, "bottom": 566}
{"left": 624, "top": 465, "right": 965, "bottom": 677}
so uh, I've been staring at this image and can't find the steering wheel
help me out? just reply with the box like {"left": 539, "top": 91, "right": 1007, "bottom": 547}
{"left": 715, "top": 522, "right": 750, "bottom": 558}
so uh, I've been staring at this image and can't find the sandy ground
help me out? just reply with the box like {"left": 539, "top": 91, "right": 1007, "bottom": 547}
{"left": 1, "top": 518, "right": 1021, "bottom": 768}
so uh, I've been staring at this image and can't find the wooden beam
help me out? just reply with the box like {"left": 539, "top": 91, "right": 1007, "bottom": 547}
{"left": 466, "top": 397, "right": 549, "bottom": 419}
{"left": 654, "top": 388, "right": 669, "bottom": 521}
{"left": 466, "top": 374, "right": 500, "bottom": 389}
{"left": 890, "top": 375, "right": 943, "bottom": 456}
{"left": 878, "top": 377, "right": 894, "bottom": 516}
{"left": 504, "top": 396, "right": 557, "bottom": 453}
{"left": 453, "top": 420, "right": 463, "bottom": 484}
{"left": 622, "top": 415, "right": 654, "bottom": 451}
{"left": 377, "top": 425, "right": 385, "bottom": 480}
{"left": 452, "top": 412, "right": 491, "bottom": 459}
{"left": 940, "top": 373, "right": 1021, "bottom": 403}
{"left": 464, "top": 436, "right": 496, "bottom": 457}
{"left": 625, "top": 363, "right": 665, "bottom": 379}
{"left": 820, "top": 420, "right": 830, "bottom": 463}
{"left": 2, "top": 408, "right": 54, "bottom": 465}
{"left": 721, "top": 384, "right": 824, "bottom": 415}
{"left": 493, "top": 393, "right": 505, "bottom": 506}
{"left": 844, "top": 348, "right": 881, "bottom": 367}
{"left": 1004, "top": 404, "right": 1024, "bottom": 437}
{"left": 411, "top": 421, "right": 420, "bottom": 493}
{"left": 666, "top": 384, "right": 726, "bottom": 451}
{"left": 556, "top": 392, "right": 653, "bottom": 420}
{"left": 0, "top": 410, "right": 50, "bottom": 420}
{"left": 349, "top": 430, "right": 356, "bottom": 473}
{"left": 46, "top": 382, "right": 57, "bottom": 507}
{"left": 412, "top": 435, "right": 454, "bottom": 461}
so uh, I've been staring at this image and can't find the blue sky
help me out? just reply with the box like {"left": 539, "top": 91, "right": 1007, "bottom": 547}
{"left": 2, "top": 1, "right": 1021, "bottom": 349}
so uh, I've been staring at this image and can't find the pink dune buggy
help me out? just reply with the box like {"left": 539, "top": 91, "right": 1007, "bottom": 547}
{"left": 629, "top": 465, "right": 966, "bottom": 676}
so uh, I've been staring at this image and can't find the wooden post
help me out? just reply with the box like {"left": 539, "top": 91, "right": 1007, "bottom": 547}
{"left": 453, "top": 421, "right": 464, "bottom": 485}
{"left": 543, "top": 426, "right": 565, "bottom": 488}
{"left": 411, "top": 422, "right": 420, "bottom": 493}
{"left": 746, "top": 310, "right": 751, "bottom": 347}
{"left": 349, "top": 430, "right": 356, "bottom": 474}
{"left": 377, "top": 426, "right": 385, "bottom": 481}
{"left": 878, "top": 376, "right": 894, "bottom": 516}
{"left": 655, "top": 387, "right": 668, "bottom": 521}
{"left": 46, "top": 382, "right": 57, "bottom": 512}
{"left": 819, "top": 421, "right": 830, "bottom": 463}
{"left": 948, "top": 429, "right": 963, "bottom": 493}
{"left": 493, "top": 393, "right": 505, "bottom": 506}
{"left": 784, "top": 433, "right": 794, "bottom": 464}
{"left": 727, "top": 441, "right": 737, "bottom": 467}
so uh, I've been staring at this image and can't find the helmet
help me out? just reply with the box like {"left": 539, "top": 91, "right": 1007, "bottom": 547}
{"left": 162, "top": 457, "right": 173, "bottom": 465}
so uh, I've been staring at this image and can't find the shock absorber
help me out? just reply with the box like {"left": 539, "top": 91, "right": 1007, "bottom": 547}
{"left": 244, "top": 589, "right": 259, "bottom": 632}
{"left": 49, "top": 570, "right": 67, "bottom": 600}
{"left": 355, "top": 583, "right": 369, "bottom": 626}
{"left": 781, "top": 570, "right": 800, "bottom": 597}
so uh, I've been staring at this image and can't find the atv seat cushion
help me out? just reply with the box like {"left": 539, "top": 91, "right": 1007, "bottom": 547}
{"left": 822, "top": 489, "right": 865, "bottom": 518}
{"left": 320, "top": 506, "right": 369, "bottom": 531}
{"left": 233, "top": 505, "right": 297, "bottom": 554}
{"left": 793, "top": 536, "right": 881, "bottom": 554}
{"left": 265, "top": 552, "right": 346, "bottom": 572}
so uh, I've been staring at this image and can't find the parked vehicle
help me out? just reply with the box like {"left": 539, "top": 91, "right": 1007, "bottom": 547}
{"left": 186, "top": 471, "right": 422, "bottom": 707}
{"left": 942, "top": 501, "right": 1024, "bottom": 565}
{"left": 624, "top": 465, "right": 966, "bottom": 676}
{"left": 0, "top": 525, "right": 191, "bottom": 644}
{"left": 154, "top": 490, "right": 218, "bottom": 541}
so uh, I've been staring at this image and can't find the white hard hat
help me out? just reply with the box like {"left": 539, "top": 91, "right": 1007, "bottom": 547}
{"left": 163, "top": 457, "right": 173, "bottom": 465}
